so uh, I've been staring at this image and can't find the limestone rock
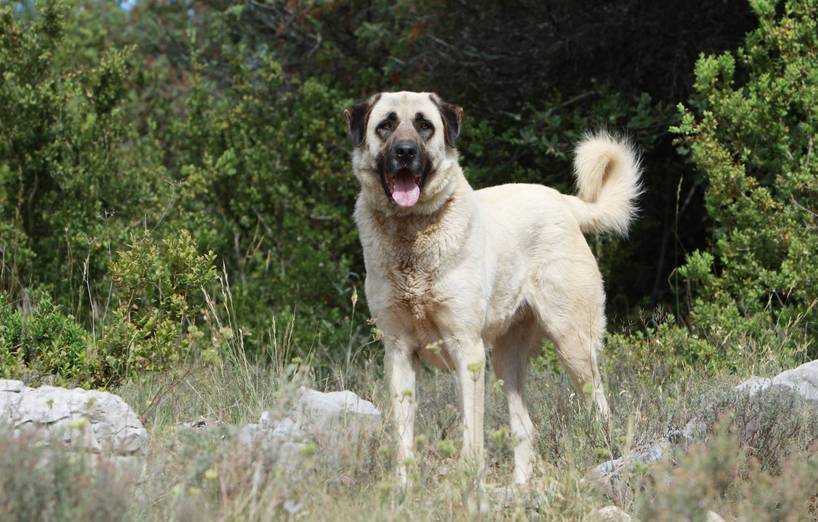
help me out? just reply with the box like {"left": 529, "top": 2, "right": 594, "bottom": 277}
{"left": 705, "top": 511, "right": 727, "bottom": 522}
{"left": 0, "top": 380, "right": 148, "bottom": 455}
{"left": 595, "top": 505, "right": 632, "bottom": 521}
{"left": 736, "top": 359, "right": 818, "bottom": 403}
{"left": 293, "top": 387, "right": 381, "bottom": 436}
{"left": 235, "top": 387, "right": 382, "bottom": 475}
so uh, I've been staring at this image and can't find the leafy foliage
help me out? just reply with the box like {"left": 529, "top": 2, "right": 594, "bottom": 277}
{"left": 672, "top": 0, "right": 818, "bottom": 358}
{"left": 0, "top": 290, "right": 90, "bottom": 384}
{"left": 0, "top": 2, "right": 167, "bottom": 310}
{"left": 97, "top": 230, "right": 217, "bottom": 385}
{"left": 0, "top": 0, "right": 815, "bottom": 385}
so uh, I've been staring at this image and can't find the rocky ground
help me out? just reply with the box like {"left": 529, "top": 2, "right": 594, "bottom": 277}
{"left": 1, "top": 360, "right": 816, "bottom": 521}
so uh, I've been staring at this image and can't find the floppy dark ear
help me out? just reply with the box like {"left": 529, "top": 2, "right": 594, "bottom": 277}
{"left": 343, "top": 102, "right": 368, "bottom": 147}
{"left": 431, "top": 94, "right": 464, "bottom": 147}
{"left": 343, "top": 94, "right": 380, "bottom": 147}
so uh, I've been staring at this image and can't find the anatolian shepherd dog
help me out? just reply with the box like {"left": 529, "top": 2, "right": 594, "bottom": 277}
{"left": 344, "top": 91, "right": 642, "bottom": 485}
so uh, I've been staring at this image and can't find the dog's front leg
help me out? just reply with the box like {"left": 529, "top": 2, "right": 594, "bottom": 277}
{"left": 384, "top": 337, "right": 418, "bottom": 485}
{"left": 451, "top": 337, "right": 486, "bottom": 471}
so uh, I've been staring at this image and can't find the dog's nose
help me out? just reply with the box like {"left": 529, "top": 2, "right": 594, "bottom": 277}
{"left": 393, "top": 141, "right": 418, "bottom": 160}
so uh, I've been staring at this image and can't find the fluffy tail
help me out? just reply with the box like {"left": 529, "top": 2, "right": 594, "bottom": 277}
{"left": 565, "top": 131, "right": 643, "bottom": 236}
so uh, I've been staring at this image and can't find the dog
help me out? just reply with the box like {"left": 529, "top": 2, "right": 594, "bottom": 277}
{"left": 344, "top": 91, "right": 641, "bottom": 484}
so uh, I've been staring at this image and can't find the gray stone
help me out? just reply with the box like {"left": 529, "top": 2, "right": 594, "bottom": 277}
{"left": 736, "top": 360, "right": 818, "bottom": 403}
{"left": 589, "top": 361, "right": 818, "bottom": 502}
{"left": 271, "top": 416, "right": 305, "bottom": 439}
{"left": 682, "top": 418, "right": 708, "bottom": 440}
{"left": 237, "top": 414, "right": 309, "bottom": 473}
{"left": 595, "top": 505, "right": 632, "bottom": 521}
{"left": 591, "top": 440, "right": 671, "bottom": 500}
{"left": 0, "top": 384, "right": 23, "bottom": 425}
{"left": 0, "top": 382, "right": 148, "bottom": 455}
{"left": 236, "top": 388, "right": 381, "bottom": 476}
{"left": 735, "top": 376, "right": 773, "bottom": 396}
{"left": 258, "top": 410, "right": 275, "bottom": 430}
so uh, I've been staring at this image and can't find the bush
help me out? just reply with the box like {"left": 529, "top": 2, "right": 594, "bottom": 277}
{"left": 0, "top": 2, "right": 169, "bottom": 317}
{"left": 671, "top": 0, "right": 818, "bottom": 359}
{"left": 97, "top": 230, "right": 218, "bottom": 385}
{"left": 0, "top": 3, "right": 369, "bottom": 378}
{"left": 136, "top": 16, "right": 373, "bottom": 365}
{"left": 610, "top": 0, "right": 818, "bottom": 378}
{"left": 0, "top": 290, "right": 91, "bottom": 384}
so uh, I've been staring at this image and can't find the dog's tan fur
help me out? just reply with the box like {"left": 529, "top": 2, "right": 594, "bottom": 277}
{"left": 344, "top": 91, "right": 642, "bottom": 484}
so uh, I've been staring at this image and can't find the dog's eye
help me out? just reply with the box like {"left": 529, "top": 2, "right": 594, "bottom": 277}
{"left": 378, "top": 122, "right": 393, "bottom": 132}
{"left": 419, "top": 121, "right": 432, "bottom": 131}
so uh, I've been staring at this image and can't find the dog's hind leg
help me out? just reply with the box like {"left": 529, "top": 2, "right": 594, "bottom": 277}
{"left": 533, "top": 262, "right": 611, "bottom": 420}
{"left": 550, "top": 326, "right": 610, "bottom": 420}
{"left": 492, "top": 317, "right": 539, "bottom": 484}
{"left": 545, "top": 308, "right": 611, "bottom": 420}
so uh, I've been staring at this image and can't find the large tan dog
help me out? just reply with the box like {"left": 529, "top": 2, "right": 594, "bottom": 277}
{"left": 344, "top": 91, "right": 641, "bottom": 484}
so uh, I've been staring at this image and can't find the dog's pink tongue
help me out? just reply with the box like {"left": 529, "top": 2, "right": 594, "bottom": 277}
{"left": 392, "top": 177, "right": 420, "bottom": 207}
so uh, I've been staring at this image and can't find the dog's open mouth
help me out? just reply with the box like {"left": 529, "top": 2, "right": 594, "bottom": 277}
{"left": 384, "top": 168, "right": 422, "bottom": 208}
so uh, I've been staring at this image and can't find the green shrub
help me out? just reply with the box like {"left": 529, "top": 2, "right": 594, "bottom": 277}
{"left": 0, "top": 290, "right": 91, "bottom": 384}
{"left": 611, "top": 0, "right": 818, "bottom": 378}
{"left": 159, "top": 31, "right": 369, "bottom": 365}
{"left": 0, "top": 1, "right": 169, "bottom": 320}
{"left": 671, "top": 0, "right": 818, "bottom": 358}
{"left": 0, "top": 3, "right": 368, "bottom": 373}
{"left": 97, "top": 230, "right": 217, "bottom": 385}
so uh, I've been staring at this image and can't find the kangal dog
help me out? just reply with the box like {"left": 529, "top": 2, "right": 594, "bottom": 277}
{"left": 344, "top": 91, "right": 642, "bottom": 484}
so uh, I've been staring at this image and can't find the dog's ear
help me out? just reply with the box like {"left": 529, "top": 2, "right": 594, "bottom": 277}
{"left": 343, "top": 94, "right": 380, "bottom": 147}
{"left": 430, "top": 93, "right": 464, "bottom": 148}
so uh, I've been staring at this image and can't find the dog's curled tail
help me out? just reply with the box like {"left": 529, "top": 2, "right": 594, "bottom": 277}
{"left": 566, "top": 132, "right": 643, "bottom": 236}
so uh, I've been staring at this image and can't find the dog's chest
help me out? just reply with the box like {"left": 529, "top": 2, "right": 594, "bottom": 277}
{"left": 384, "top": 236, "right": 445, "bottom": 321}
{"left": 360, "top": 197, "right": 470, "bottom": 326}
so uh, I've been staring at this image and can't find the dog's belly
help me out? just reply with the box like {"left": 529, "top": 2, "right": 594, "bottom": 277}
{"left": 416, "top": 343, "right": 455, "bottom": 370}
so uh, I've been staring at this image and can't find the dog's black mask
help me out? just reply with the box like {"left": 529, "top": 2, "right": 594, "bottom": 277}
{"left": 376, "top": 140, "right": 433, "bottom": 208}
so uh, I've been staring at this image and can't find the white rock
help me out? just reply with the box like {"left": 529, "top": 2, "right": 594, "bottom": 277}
{"left": 271, "top": 416, "right": 305, "bottom": 439}
{"left": 735, "top": 376, "right": 772, "bottom": 396}
{"left": 736, "top": 360, "right": 818, "bottom": 403}
{"left": 0, "top": 387, "right": 23, "bottom": 425}
{"left": 0, "top": 383, "right": 148, "bottom": 455}
{"left": 237, "top": 423, "right": 262, "bottom": 447}
{"left": 258, "top": 410, "right": 275, "bottom": 430}
{"left": 293, "top": 387, "right": 381, "bottom": 435}
{"left": 705, "top": 510, "right": 726, "bottom": 522}
{"left": 595, "top": 505, "right": 632, "bottom": 521}
{"left": 0, "top": 379, "right": 25, "bottom": 392}
{"left": 237, "top": 388, "right": 381, "bottom": 477}
{"left": 682, "top": 418, "right": 708, "bottom": 440}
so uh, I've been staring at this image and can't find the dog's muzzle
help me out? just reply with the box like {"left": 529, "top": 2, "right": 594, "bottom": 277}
{"left": 380, "top": 140, "right": 426, "bottom": 208}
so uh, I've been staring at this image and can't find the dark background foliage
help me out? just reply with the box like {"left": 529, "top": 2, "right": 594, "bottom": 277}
{"left": 1, "top": 0, "right": 814, "bottom": 385}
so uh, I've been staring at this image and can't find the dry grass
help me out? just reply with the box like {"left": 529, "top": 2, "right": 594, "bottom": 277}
{"left": 2, "top": 340, "right": 816, "bottom": 521}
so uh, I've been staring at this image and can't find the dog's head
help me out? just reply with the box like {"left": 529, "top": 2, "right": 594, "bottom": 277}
{"left": 344, "top": 91, "right": 463, "bottom": 212}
